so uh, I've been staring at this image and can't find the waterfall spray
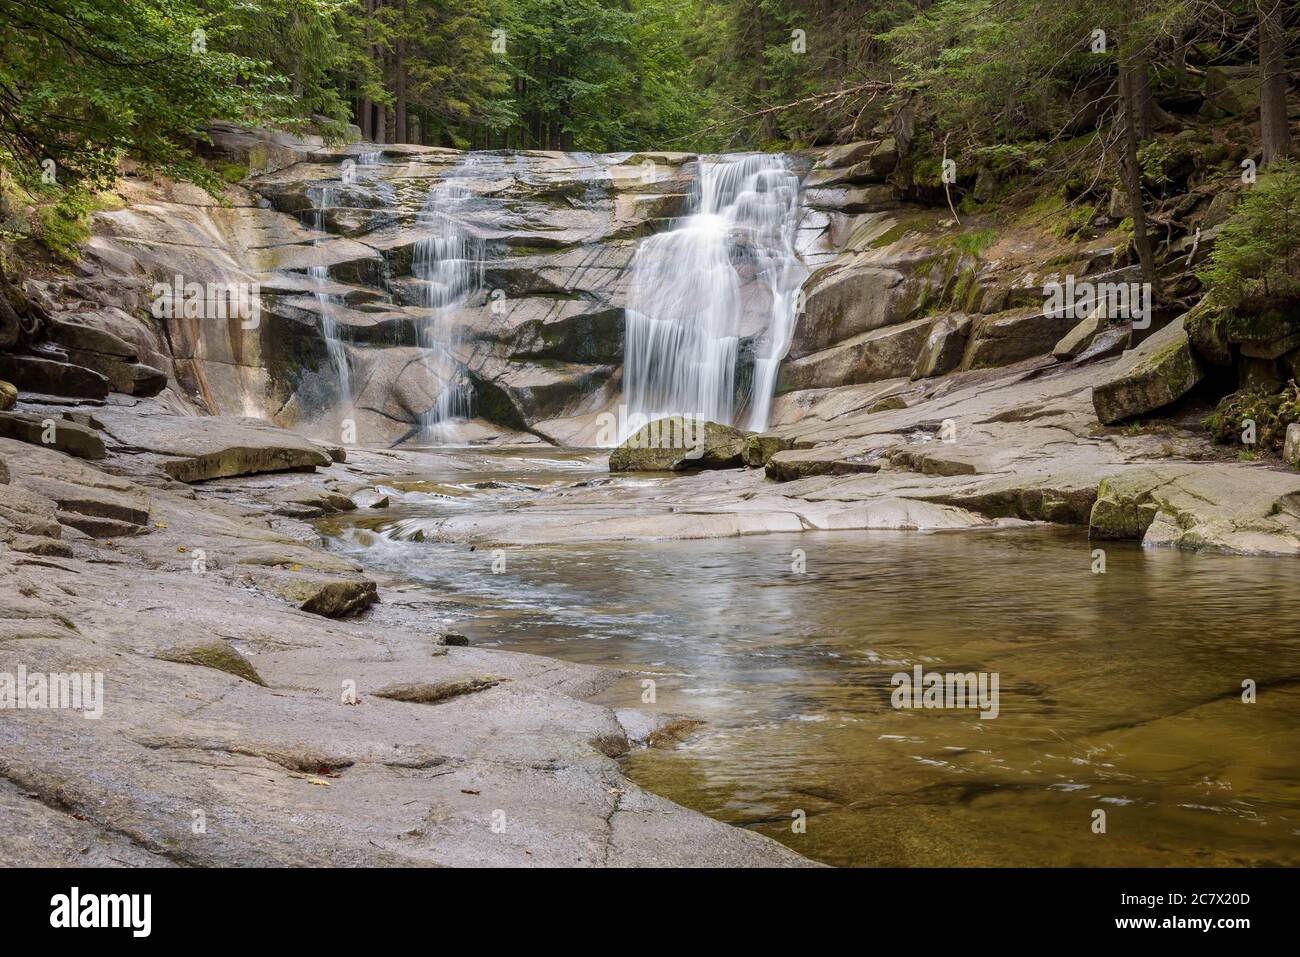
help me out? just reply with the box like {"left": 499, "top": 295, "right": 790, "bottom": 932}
{"left": 410, "top": 157, "right": 486, "bottom": 441}
{"left": 308, "top": 181, "right": 353, "bottom": 412}
{"left": 621, "top": 154, "right": 805, "bottom": 441}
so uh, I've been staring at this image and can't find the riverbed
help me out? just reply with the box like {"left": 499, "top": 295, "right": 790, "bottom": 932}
{"left": 320, "top": 448, "right": 1300, "bottom": 867}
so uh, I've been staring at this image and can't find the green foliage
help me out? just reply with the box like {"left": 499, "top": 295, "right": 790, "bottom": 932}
{"left": 1137, "top": 139, "right": 1173, "bottom": 187}
{"left": 949, "top": 228, "right": 997, "bottom": 257}
{"left": 0, "top": 0, "right": 294, "bottom": 187}
{"left": 1203, "top": 381, "right": 1300, "bottom": 454}
{"left": 493, "top": 0, "right": 706, "bottom": 151}
{"left": 32, "top": 185, "right": 120, "bottom": 261}
{"left": 215, "top": 162, "right": 249, "bottom": 184}
{"left": 1199, "top": 159, "right": 1300, "bottom": 307}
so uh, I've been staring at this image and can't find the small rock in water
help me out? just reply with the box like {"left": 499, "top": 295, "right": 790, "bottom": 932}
{"left": 438, "top": 633, "right": 470, "bottom": 647}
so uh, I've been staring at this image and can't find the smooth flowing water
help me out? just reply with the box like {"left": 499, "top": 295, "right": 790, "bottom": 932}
{"left": 308, "top": 181, "right": 353, "bottom": 409}
{"left": 621, "top": 155, "right": 806, "bottom": 439}
{"left": 409, "top": 157, "right": 485, "bottom": 440}
{"left": 321, "top": 450, "right": 1300, "bottom": 868}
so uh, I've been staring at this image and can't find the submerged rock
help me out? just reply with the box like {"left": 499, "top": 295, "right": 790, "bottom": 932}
{"left": 608, "top": 417, "right": 751, "bottom": 472}
{"left": 1092, "top": 317, "right": 1203, "bottom": 425}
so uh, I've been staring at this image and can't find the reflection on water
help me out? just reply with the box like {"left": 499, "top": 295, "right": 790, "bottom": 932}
{"left": 323, "top": 451, "right": 1300, "bottom": 867}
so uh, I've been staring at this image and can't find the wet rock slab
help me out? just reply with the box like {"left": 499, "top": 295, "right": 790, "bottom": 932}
{"left": 95, "top": 412, "right": 332, "bottom": 482}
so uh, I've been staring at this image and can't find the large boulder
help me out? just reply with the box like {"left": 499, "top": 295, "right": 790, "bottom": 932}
{"left": 741, "top": 433, "right": 808, "bottom": 468}
{"left": 608, "top": 417, "right": 751, "bottom": 472}
{"left": 819, "top": 141, "right": 876, "bottom": 169}
{"left": 64, "top": 350, "right": 166, "bottom": 397}
{"left": 1092, "top": 317, "right": 1203, "bottom": 425}
{"left": 779, "top": 317, "right": 932, "bottom": 392}
{"left": 789, "top": 262, "right": 914, "bottom": 359}
{"left": 963, "top": 306, "right": 1078, "bottom": 369}
{"left": 1052, "top": 312, "right": 1107, "bottom": 361}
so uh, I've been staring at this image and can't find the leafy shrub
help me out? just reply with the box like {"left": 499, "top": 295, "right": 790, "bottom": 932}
{"left": 1199, "top": 159, "right": 1300, "bottom": 306}
{"left": 1203, "top": 380, "right": 1300, "bottom": 453}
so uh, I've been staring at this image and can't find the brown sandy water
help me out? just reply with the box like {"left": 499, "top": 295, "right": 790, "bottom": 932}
{"left": 323, "top": 449, "right": 1300, "bottom": 867}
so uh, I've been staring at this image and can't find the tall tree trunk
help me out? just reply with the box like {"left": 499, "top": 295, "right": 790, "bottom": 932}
{"left": 394, "top": 1, "right": 407, "bottom": 144}
{"left": 360, "top": 0, "right": 376, "bottom": 139}
{"left": 1134, "top": 61, "right": 1156, "bottom": 140}
{"left": 394, "top": 53, "right": 407, "bottom": 143}
{"left": 1260, "top": 0, "right": 1293, "bottom": 165}
{"left": 749, "top": 2, "right": 777, "bottom": 140}
{"left": 1119, "top": 43, "right": 1159, "bottom": 294}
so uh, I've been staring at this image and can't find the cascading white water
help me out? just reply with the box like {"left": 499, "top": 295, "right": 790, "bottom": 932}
{"left": 308, "top": 182, "right": 353, "bottom": 410}
{"left": 621, "top": 154, "right": 806, "bottom": 440}
{"left": 409, "top": 158, "right": 486, "bottom": 440}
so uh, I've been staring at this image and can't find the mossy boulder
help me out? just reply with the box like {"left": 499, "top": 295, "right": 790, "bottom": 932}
{"left": 608, "top": 417, "right": 751, "bottom": 472}
{"left": 0, "top": 380, "right": 18, "bottom": 411}
{"left": 1093, "top": 317, "right": 1204, "bottom": 425}
{"left": 868, "top": 395, "right": 908, "bottom": 413}
{"left": 740, "top": 433, "right": 807, "bottom": 468}
{"left": 1089, "top": 474, "right": 1163, "bottom": 540}
{"left": 1182, "top": 298, "right": 1233, "bottom": 366}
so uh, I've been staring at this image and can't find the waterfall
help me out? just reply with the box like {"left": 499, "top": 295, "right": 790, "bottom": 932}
{"left": 621, "top": 154, "right": 806, "bottom": 441}
{"left": 410, "top": 157, "right": 485, "bottom": 441}
{"left": 308, "top": 181, "right": 353, "bottom": 412}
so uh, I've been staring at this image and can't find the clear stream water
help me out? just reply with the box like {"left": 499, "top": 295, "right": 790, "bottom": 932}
{"left": 321, "top": 449, "right": 1300, "bottom": 867}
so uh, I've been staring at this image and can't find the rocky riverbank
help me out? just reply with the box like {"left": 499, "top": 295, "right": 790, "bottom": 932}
{"left": 0, "top": 404, "right": 810, "bottom": 866}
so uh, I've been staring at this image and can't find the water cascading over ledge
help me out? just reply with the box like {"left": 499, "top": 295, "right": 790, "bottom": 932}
{"left": 409, "top": 156, "right": 486, "bottom": 442}
{"left": 307, "top": 182, "right": 353, "bottom": 417}
{"left": 621, "top": 153, "right": 807, "bottom": 440}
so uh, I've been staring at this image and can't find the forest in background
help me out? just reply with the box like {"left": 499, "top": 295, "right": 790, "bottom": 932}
{"left": 0, "top": 1, "right": 1296, "bottom": 301}
{"left": 3, "top": 2, "right": 1293, "bottom": 164}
